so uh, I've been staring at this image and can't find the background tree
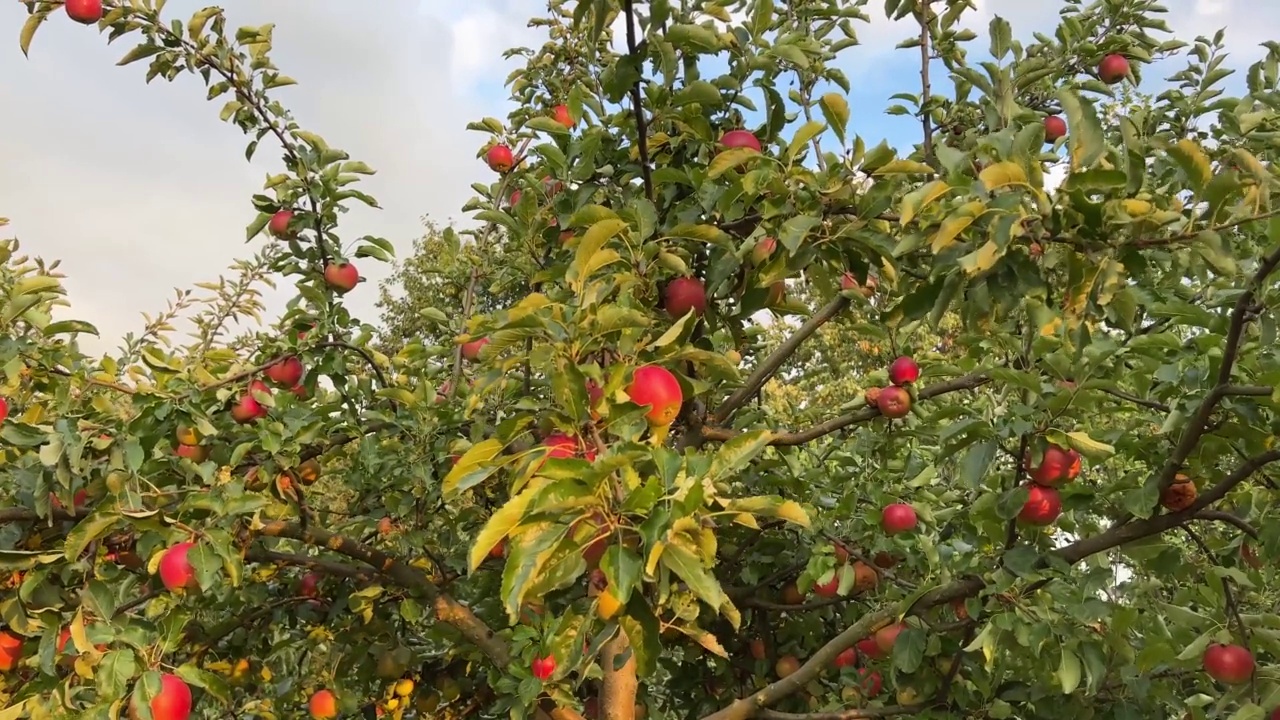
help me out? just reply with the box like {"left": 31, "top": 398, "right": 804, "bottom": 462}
{"left": 3, "top": 2, "right": 1280, "bottom": 720}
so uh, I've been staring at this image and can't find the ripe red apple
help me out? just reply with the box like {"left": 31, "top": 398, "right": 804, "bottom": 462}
{"left": 856, "top": 668, "right": 882, "bottom": 697}
{"left": 663, "top": 277, "right": 707, "bottom": 318}
{"left": 874, "top": 622, "right": 906, "bottom": 654}
{"left": 1028, "top": 444, "right": 1079, "bottom": 486}
{"left": 721, "top": 129, "right": 761, "bottom": 152}
{"left": 509, "top": 189, "right": 522, "bottom": 206}
{"left": 876, "top": 386, "right": 911, "bottom": 419}
{"left": 1043, "top": 116, "right": 1067, "bottom": 142}
{"left": 781, "top": 584, "right": 804, "bottom": 605}
{"left": 812, "top": 570, "right": 839, "bottom": 598}
{"left": 299, "top": 572, "right": 322, "bottom": 598}
{"left": 175, "top": 444, "right": 208, "bottom": 463}
{"left": 751, "top": 237, "right": 777, "bottom": 265}
{"left": 290, "top": 384, "right": 308, "bottom": 400}
{"left": 65, "top": 0, "right": 103, "bottom": 24}
{"left": 856, "top": 637, "right": 884, "bottom": 660}
{"left": 552, "top": 104, "right": 574, "bottom": 127}
{"left": 159, "top": 542, "right": 198, "bottom": 592}
{"left": 531, "top": 655, "right": 556, "bottom": 681}
{"left": 485, "top": 144, "right": 514, "bottom": 172}
{"left": 1018, "top": 485, "right": 1062, "bottom": 526}
{"left": 749, "top": 638, "right": 767, "bottom": 660}
{"left": 0, "top": 631, "right": 22, "bottom": 672}
{"left": 268, "top": 210, "right": 294, "bottom": 238}
{"left": 881, "top": 503, "right": 918, "bottom": 534}
{"left": 308, "top": 689, "right": 338, "bottom": 719}
{"left": 489, "top": 539, "right": 506, "bottom": 559}
{"left": 888, "top": 356, "right": 920, "bottom": 385}
{"left": 323, "top": 262, "right": 359, "bottom": 294}
{"left": 0, "top": 397, "right": 7, "bottom": 423}
{"left": 131, "top": 673, "right": 193, "bottom": 720}
{"left": 543, "top": 432, "right": 597, "bottom": 462}
{"left": 1203, "top": 643, "right": 1254, "bottom": 685}
{"left": 51, "top": 489, "right": 89, "bottom": 513}
{"left": 461, "top": 337, "right": 490, "bottom": 362}
{"left": 231, "top": 380, "right": 270, "bottom": 424}
{"left": 265, "top": 356, "right": 304, "bottom": 386}
{"left": 833, "top": 647, "right": 858, "bottom": 669}
{"left": 775, "top": 655, "right": 801, "bottom": 678}
{"left": 627, "top": 365, "right": 683, "bottom": 426}
{"left": 1099, "top": 54, "right": 1130, "bottom": 84}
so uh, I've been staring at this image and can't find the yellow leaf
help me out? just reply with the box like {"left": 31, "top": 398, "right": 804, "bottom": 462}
{"left": 1170, "top": 138, "right": 1213, "bottom": 192}
{"left": 957, "top": 240, "right": 1003, "bottom": 276}
{"left": 978, "top": 162, "right": 1028, "bottom": 190}
{"left": 645, "top": 540, "right": 666, "bottom": 577}
{"left": 708, "top": 147, "right": 760, "bottom": 179}
{"left": 673, "top": 625, "right": 730, "bottom": 658}
{"left": 873, "top": 159, "right": 935, "bottom": 175}
{"left": 442, "top": 439, "right": 504, "bottom": 500}
{"left": 1119, "top": 199, "right": 1153, "bottom": 217}
{"left": 931, "top": 201, "right": 986, "bottom": 253}
{"left": 467, "top": 478, "right": 547, "bottom": 573}
{"left": 900, "top": 180, "right": 951, "bottom": 225}
{"left": 731, "top": 513, "right": 759, "bottom": 529}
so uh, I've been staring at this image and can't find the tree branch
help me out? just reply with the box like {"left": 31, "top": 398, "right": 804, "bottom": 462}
{"left": 916, "top": 1, "right": 937, "bottom": 171}
{"left": 600, "top": 630, "right": 639, "bottom": 720}
{"left": 703, "top": 371, "right": 990, "bottom": 446}
{"left": 712, "top": 295, "right": 851, "bottom": 424}
{"left": 622, "top": 0, "right": 654, "bottom": 203}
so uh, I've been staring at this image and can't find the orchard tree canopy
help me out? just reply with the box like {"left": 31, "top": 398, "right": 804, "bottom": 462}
{"left": 5, "top": 1, "right": 1280, "bottom": 720}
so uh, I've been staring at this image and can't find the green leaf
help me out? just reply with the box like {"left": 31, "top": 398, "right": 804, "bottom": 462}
{"left": 892, "top": 626, "right": 927, "bottom": 673}
{"left": 1061, "top": 430, "right": 1115, "bottom": 460}
{"left": 661, "top": 541, "right": 733, "bottom": 624}
{"left": 665, "top": 24, "right": 722, "bottom": 53}
{"left": 818, "top": 93, "right": 850, "bottom": 144}
{"left": 1168, "top": 139, "right": 1213, "bottom": 196}
{"left": 786, "top": 120, "right": 827, "bottom": 161}
{"left": 672, "top": 81, "right": 723, "bottom": 107}
{"left": 959, "top": 440, "right": 997, "bottom": 488}
{"left": 470, "top": 479, "right": 548, "bottom": 573}
{"left": 873, "top": 159, "right": 935, "bottom": 175}
{"left": 64, "top": 509, "right": 121, "bottom": 562}
{"left": 525, "top": 116, "right": 571, "bottom": 135}
{"left": 618, "top": 599, "right": 663, "bottom": 678}
{"left": 750, "top": 0, "right": 775, "bottom": 37}
{"left": 707, "top": 430, "right": 772, "bottom": 483}
{"left": 443, "top": 438, "right": 505, "bottom": 500}
{"left": 19, "top": 12, "right": 46, "bottom": 58}
{"left": 1057, "top": 645, "right": 1082, "bottom": 694}
{"left": 778, "top": 214, "right": 822, "bottom": 253}
{"left": 1193, "top": 231, "right": 1237, "bottom": 275}
{"left": 97, "top": 649, "right": 139, "bottom": 700}
{"left": 117, "top": 44, "right": 164, "bottom": 66}
{"left": 601, "top": 545, "right": 642, "bottom": 605}
{"left": 708, "top": 147, "right": 761, "bottom": 179}
{"left": 1056, "top": 89, "right": 1105, "bottom": 170}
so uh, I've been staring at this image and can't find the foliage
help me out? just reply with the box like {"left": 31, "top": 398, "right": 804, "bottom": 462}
{"left": 5, "top": 1, "right": 1280, "bottom": 720}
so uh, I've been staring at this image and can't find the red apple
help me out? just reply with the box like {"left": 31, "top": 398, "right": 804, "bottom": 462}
{"left": 265, "top": 356, "right": 304, "bottom": 386}
{"left": 485, "top": 144, "right": 514, "bottom": 172}
{"left": 175, "top": 444, "right": 208, "bottom": 463}
{"left": 627, "top": 365, "right": 683, "bottom": 426}
{"left": 1043, "top": 116, "right": 1067, "bottom": 142}
{"left": 1018, "top": 485, "right": 1062, "bottom": 526}
{"left": 663, "top": 277, "right": 707, "bottom": 318}
{"left": 542, "top": 432, "right": 597, "bottom": 462}
{"left": 833, "top": 647, "right": 857, "bottom": 669}
{"left": 509, "top": 189, "right": 522, "bottom": 206}
{"left": 131, "top": 673, "right": 193, "bottom": 720}
{"left": 1028, "top": 445, "right": 1075, "bottom": 486}
{"left": 231, "top": 380, "right": 270, "bottom": 424}
{"left": 0, "top": 397, "right": 7, "bottom": 423}
{"left": 888, "top": 356, "right": 920, "bottom": 385}
{"left": 840, "top": 272, "right": 857, "bottom": 291}
{"left": 751, "top": 237, "right": 777, "bottom": 265}
{"left": 159, "top": 542, "right": 198, "bottom": 592}
{"left": 856, "top": 637, "right": 884, "bottom": 660}
{"left": 876, "top": 386, "right": 911, "bottom": 419}
{"left": 881, "top": 503, "right": 918, "bottom": 534}
{"left": 290, "top": 384, "right": 308, "bottom": 400}
{"left": 51, "top": 489, "right": 89, "bottom": 513}
{"left": 721, "top": 129, "right": 761, "bottom": 152}
{"left": 308, "top": 689, "right": 338, "bottom": 719}
{"left": 552, "top": 104, "right": 575, "bottom": 127}
{"left": 299, "top": 572, "right": 322, "bottom": 598}
{"left": 1242, "top": 543, "right": 1263, "bottom": 570}
{"left": 541, "top": 175, "right": 563, "bottom": 197}
{"left": 874, "top": 622, "right": 906, "bottom": 654}
{"left": 1203, "top": 643, "right": 1254, "bottom": 685}
{"left": 268, "top": 210, "right": 294, "bottom": 238}
{"left": 856, "top": 668, "right": 882, "bottom": 697}
{"left": 462, "top": 337, "right": 490, "bottom": 362}
{"left": 323, "top": 262, "right": 359, "bottom": 294}
{"left": 64, "top": 0, "right": 103, "bottom": 24}
{"left": 531, "top": 655, "right": 556, "bottom": 681}
{"left": 1099, "top": 54, "right": 1130, "bottom": 84}
{"left": 812, "top": 570, "right": 839, "bottom": 598}
{"left": 0, "top": 631, "right": 22, "bottom": 672}
{"left": 749, "top": 638, "right": 767, "bottom": 660}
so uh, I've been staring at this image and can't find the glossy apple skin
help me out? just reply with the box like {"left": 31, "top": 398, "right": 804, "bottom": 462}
{"left": 268, "top": 210, "right": 294, "bottom": 238}
{"left": 461, "top": 337, "right": 490, "bottom": 362}
{"left": 485, "top": 144, "right": 514, "bottom": 172}
{"left": 308, "top": 689, "right": 338, "bottom": 719}
{"left": 812, "top": 571, "right": 839, "bottom": 597}
{"left": 323, "top": 262, "right": 359, "bottom": 293}
{"left": 130, "top": 673, "right": 193, "bottom": 720}
{"left": 159, "top": 542, "right": 198, "bottom": 591}
{"left": 1203, "top": 643, "right": 1254, "bottom": 685}
{"left": 874, "top": 622, "right": 906, "bottom": 653}
{"left": 1099, "top": 54, "right": 1130, "bottom": 84}
{"left": 888, "top": 356, "right": 920, "bottom": 385}
{"left": 663, "top": 277, "right": 708, "bottom": 318}
{"left": 65, "top": 0, "right": 103, "bottom": 24}
{"left": 721, "top": 129, "right": 761, "bottom": 152}
{"left": 265, "top": 356, "right": 303, "bottom": 386}
{"left": 876, "top": 386, "right": 911, "bottom": 418}
{"left": 1044, "top": 116, "right": 1067, "bottom": 142}
{"left": 881, "top": 503, "right": 918, "bottom": 534}
{"left": 627, "top": 366, "right": 683, "bottom": 426}
{"left": 1018, "top": 485, "right": 1062, "bottom": 526}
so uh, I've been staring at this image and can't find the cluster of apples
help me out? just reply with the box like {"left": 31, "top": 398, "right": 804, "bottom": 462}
{"left": 483, "top": 105, "right": 576, "bottom": 175}
{"left": 863, "top": 356, "right": 920, "bottom": 420}
{"left": 227, "top": 355, "right": 308, "bottom": 425}
{"left": 1017, "top": 443, "right": 1082, "bottom": 526}
{"left": 1042, "top": 54, "right": 1131, "bottom": 143}
{"left": 265, "top": 209, "right": 361, "bottom": 294}
{"left": 765, "top": 621, "right": 910, "bottom": 700}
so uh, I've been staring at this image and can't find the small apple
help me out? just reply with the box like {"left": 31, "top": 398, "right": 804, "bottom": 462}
{"left": 751, "top": 237, "right": 777, "bottom": 265}
{"left": 485, "top": 144, "right": 514, "bottom": 172}
{"left": 888, "top": 356, "right": 920, "bottom": 385}
{"left": 1099, "top": 54, "right": 1130, "bottom": 84}
{"left": 855, "top": 637, "right": 884, "bottom": 660}
{"left": 377, "top": 517, "right": 393, "bottom": 535}
{"left": 543, "top": 432, "right": 597, "bottom": 462}
{"left": 323, "top": 262, "right": 359, "bottom": 294}
{"left": 268, "top": 210, "right": 294, "bottom": 238}
{"left": 852, "top": 561, "right": 878, "bottom": 592}
{"left": 1203, "top": 643, "right": 1254, "bottom": 685}
{"left": 721, "top": 129, "right": 761, "bottom": 152}
{"left": 461, "top": 337, "right": 490, "bottom": 362}
{"left": 1160, "top": 474, "right": 1198, "bottom": 512}
{"left": 51, "top": 489, "right": 89, "bottom": 513}
{"left": 541, "top": 175, "right": 563, "bottom": 197}
{"left": 781, "top": 584, "right": 804, "bottom": 605}
{"left": 876, "top": 386, "right": 911, "bottom": 419}
{"left": 531, "top": 655, "right": 556, "bottom": 681}
{"left": 833, "top": 647, "right": 857, "bottom": 669}
{"left": 175, "top": 444, "right": 208, "bottom": 463}
{"left": 627, "top": 365, "right": 683, "bottom": 427}
{"left": 65, "top": 0, "right": 103, "bottom": 24}
{"left": 775, "top": 655, "right": 801, "bottom": 678}
{"left": 159, "top": 542, "right": 198, "bottom": 591}
{"left": 864, "top": 386, "right": 882, "bottom": 407}
{"left": 749, "top": 638, "right": 767, "bottom": 660}
{"left": 175, "top": 425, "right": 199, "bottom": 446}
{"left": 952, "top": 598, "right": 970, "bottom": 621}
{"left": 130, "top": 673, "right": 193, "bottom": 720}
{"left": 308, "top": 689, "right": 338, "bottom": 719}
{"left": 881, "top": 503, "right": 918, "bottom": 534}
{"left": 833, "top": 541, "right": 850, "bottom": 563}
{"left": 509, "top": 189, "right": 522, "bottom": 206}
{"left": 230, "top": 380, "right": 270, "bottom": 424}
{"left": 663, "top": 277, "right": 707, "bottom": 318}
{"left": 299, "top": 572, "right": 322, "bottom": 598}
{"left": 812, "top": 570, "right": 839, "bottom": 598}
{"left": 1018, "top": 484, "right": 1062, "bottom": 526}
{"left": 1043, "top": 116, "right": 1067, "bottom": 142}
{"left": 0, "top": 630, "right": 22, "bottom": 672}
{"left": 873, "top": 622, "right": 906, "bottom": 654}
{"left": 552, "top": 104, "right": 574, "bottom": 127}
{"left": 265, "top": 356, "right": 304, "bottom": 386}
{"left": 766, "top": 281, "right": 786, "bottom": 306}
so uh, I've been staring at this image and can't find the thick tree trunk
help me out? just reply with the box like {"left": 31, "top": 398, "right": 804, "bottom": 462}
{"left": 600, "top": 631, "right": 638, "bottom": 720}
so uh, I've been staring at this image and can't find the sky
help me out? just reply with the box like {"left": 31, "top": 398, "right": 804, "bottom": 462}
{"left": 1, "top": 0, "right": 1277, "bottom": 357}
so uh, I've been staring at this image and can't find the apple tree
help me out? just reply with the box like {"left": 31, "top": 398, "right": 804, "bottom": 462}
{"left": 5, "top": 1, "right": 1280, "bottom": 720}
